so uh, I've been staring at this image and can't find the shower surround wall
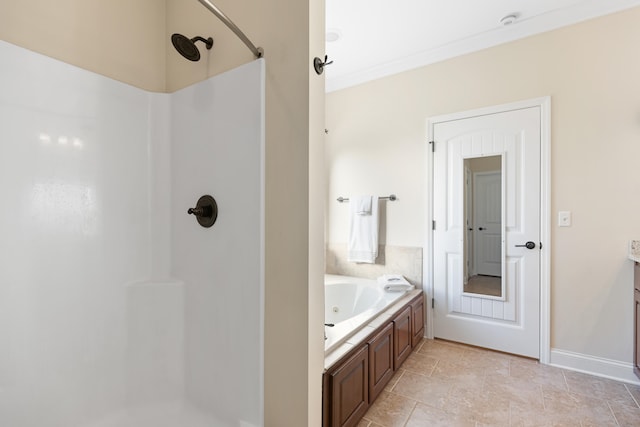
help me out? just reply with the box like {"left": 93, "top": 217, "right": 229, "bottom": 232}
{"left": 0, "top": 40, "right": 264, "bottom": 427}
{"left": 170, "top": 58, "right": 263, "bottom": 424}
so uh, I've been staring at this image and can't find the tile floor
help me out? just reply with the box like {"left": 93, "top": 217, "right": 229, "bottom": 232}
{"left": 358, "top": 339, "right": 640, "bottom": 427}
{"left": 464, "top": 275, "right": 502, "bottom": 297}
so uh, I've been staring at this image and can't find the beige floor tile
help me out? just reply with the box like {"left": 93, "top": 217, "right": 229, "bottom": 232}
{"left": 510, "top": 401, "right": 581, "bottom": 426}
{"left": 626, "top": 383, "right": 640, "bottom": 407}
{"left": 356, "top": 419, "right": 371, "bottom": 427}
{"left": 610, "top": 401, "right": 640, "bottom": 427}
{"left": 509, "top": 358, "right": 568, "bottom": 391}
{"left": 392, "top": 370, "right": 453, "bottom": 408}
{"left": 363, "top": 391, "right": 416, "bottom": 427}
{"left": 359, "top": 340, "right": 638, "bottom": 427}
{"left": 441, "top": 383, "right": 510, "bottom": 425}
{"left": 383, "top": 368, "right": 405, "bottom": 393}
{"left": 413, "top": 338, "right": 427, "bottom": 352}
{"left": 542, "top": 388, "right": 617, "bottom": 426}
{"left": 401, "top": 350, "right": 438, "bottom": 376}
{"left": 460, "top": 347, "right": 512, "bottom": 376}
{"left": 405, "top": 402, "right": 475, "bottom": 427}
{"left": 418, "top": 339, "right": 468, "bottom": 361}
{"left": 464, "top": 274, "right": 502, "bottom": 297}
{"left": 564, "top": 370, "right": 637, "bottom": 407}
{"left": 580, "top": 415, "right": 619, "bottom": 427}
{"left": 431, "top": 358, "right": 485, "bottom": 391}
{"left": 484, "top": 375, "right": 545, "bottom": 409}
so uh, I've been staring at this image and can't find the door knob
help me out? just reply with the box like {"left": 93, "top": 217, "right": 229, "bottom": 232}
{"left": 515, "top": 241, "right": 536, "bottom": 249}
{"left": 478, "top": 227, "right": 485, "bottom": 230}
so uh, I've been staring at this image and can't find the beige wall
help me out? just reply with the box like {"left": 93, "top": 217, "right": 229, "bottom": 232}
{"left": 308, "top": 0, "right": 326, "bottom": 424}
{"left": 0, "top": 0, "right": 167, "bottom": 92}
{"left": 0, "top": 0, "right": 323, "bottom": 425}
{"left": 326, "top": 7, "right": 640, "bottom": 364}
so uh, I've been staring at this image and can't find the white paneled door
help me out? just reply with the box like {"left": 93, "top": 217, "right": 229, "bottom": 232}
{"left": 474, "top": 172, "right": 502, "bottom": 277}
{"left": 432, "top": 106, "right": 541, "bottom": 359}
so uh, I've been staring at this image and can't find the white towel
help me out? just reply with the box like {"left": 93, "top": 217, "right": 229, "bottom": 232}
{"left": 347, "top": 195, "right": 379, "bottom": 263}
{"left": 355, "top": 195, "right": 372, "bottom": 215}
{"left": 377, "top": 274, "right": 414, "bottom": 292}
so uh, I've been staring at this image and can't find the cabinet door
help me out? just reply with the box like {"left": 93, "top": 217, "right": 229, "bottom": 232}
{"left": 330, "top": 345, "right": 369, "bottom": 427}
{"left": 411, "top": 296, "right": 425, "bottom": 348}
{"left": 635, "top": 290, "right": 640, "bottom": 379}
{"left": 393, "top": 306, "right": 412, "bottom": 369}
{"left": 368, "top": 323, "right": 394, "bottom": 402}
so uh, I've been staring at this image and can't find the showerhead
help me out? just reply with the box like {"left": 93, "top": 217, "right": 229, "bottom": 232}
{"left": 171, "top": 33, "right": 213, "bottom": 61}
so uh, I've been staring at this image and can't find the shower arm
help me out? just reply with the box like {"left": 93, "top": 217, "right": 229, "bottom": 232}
{"left": 197, "top": 0, "right": 264, "bottom": 58}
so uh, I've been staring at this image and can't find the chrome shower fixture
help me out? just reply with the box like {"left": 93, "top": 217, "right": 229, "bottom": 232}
{"left": 171, "top": 33, "right": 214, "bottom": 61}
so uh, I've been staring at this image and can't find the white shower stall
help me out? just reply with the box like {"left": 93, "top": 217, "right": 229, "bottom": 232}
{"left": 0, "top": 39, "right": 264, "bottom": 427}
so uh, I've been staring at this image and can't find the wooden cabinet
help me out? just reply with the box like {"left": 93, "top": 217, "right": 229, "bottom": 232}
{"left": 323, "top": 292, "right": 424, "bottom": 427}
{"left": 411, "top": 296, "right": 425, "bottom": 348}
{"left": 328, "top": 345, "right": 369, "bottom": 427}
{"left": 367, "top": 323, "right": 394, "bottom": 402}
{"left": 635, "top": 262, "right": 640, "bottom": 379}
{"left": 393, "top": 305, "right": 412, "bottom": 369}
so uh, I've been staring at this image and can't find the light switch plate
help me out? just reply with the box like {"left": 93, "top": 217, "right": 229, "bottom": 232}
{"left": 558, "top": 211, "right": 571, "bottom": 227}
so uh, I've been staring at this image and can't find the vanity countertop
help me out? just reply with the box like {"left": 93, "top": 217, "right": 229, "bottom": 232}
{"left": 629, "top": 240, "right": 640, "bottom": 263}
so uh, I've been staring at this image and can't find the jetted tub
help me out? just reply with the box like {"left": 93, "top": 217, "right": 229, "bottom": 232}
{"left": 324, "top": 274, "right": 408, "bottom": 353}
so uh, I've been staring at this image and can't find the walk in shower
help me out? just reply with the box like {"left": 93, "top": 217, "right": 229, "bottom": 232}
{"left": 0, "top": 30, "right": 265, "bottom": 427}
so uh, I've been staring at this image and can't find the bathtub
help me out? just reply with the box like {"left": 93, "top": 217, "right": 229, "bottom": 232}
{"left": 324, "top": 274, "right": 408, "bottom": 353}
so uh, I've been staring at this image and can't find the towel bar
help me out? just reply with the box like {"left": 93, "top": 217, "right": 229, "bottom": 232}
{"left": 337, "top": 194, "right": 397, "bottom": 203}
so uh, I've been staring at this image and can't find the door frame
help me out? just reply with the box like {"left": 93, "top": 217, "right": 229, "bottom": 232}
{"left": 424, "top": 96, "right": 551, "bottom": 364}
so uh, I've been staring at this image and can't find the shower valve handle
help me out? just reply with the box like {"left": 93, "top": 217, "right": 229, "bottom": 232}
{"left": 187, "top": 195, "right": 218, "bottom": 228}
{"left": 188, "top": 206, "right": 212, "bottom": 217}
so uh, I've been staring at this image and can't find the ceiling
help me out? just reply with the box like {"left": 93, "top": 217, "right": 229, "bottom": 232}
{"left": 324, "top": 0, "right": 640, "bottom": 92}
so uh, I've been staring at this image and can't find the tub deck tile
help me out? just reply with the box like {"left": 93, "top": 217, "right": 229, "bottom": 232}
{"left": 368, "top": 313, "right": 393, "bottom": 328}
{"left": 325, "top": 289, "right": 423, "bottom": 371}
{"left": 346, "top": 325, "right": 378, "bottom": 346}
{"left": 324, "top": 342, "right": 355, "bottom": 370}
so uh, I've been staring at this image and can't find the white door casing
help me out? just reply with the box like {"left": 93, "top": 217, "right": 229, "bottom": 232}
{"left": 432, "top": 106, "right": 541, "bottom": 359}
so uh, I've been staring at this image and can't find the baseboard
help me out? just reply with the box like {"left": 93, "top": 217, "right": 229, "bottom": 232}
{"left": 549, "top": 348, "right": 640, "bottom": 385}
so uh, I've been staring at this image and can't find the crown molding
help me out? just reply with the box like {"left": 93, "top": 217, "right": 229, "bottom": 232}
{"left": 326, "top": 0, "right": 640, "bottom": 93}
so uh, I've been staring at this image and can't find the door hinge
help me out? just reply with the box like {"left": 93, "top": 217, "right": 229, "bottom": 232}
{"left": 429, "top": 140, "right": 435, "bottom": 152}
{"left": 432, "top": 220, "right": 436, "bottom": 230}
{"left": 431, "top": 298, "right": 435, "bottom": 309}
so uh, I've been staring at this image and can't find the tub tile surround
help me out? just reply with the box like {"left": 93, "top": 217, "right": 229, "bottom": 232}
{"left": 326, "top": 243, "right": 423, "bottom": 288}
{"left": 629, "top": 240, "right": 640, "bottom": 262}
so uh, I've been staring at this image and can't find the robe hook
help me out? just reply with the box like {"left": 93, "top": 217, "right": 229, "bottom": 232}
{"left": 313, "top": 55, "right": 333, "bottom": 75}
